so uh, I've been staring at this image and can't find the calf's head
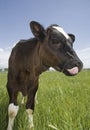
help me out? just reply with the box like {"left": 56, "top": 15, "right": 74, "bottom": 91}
{"left": 30, "top": 21, "right": 83, "bottom": 76}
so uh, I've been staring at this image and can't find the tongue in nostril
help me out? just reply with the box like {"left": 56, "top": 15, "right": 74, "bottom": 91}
{"left": 67, "top": 67, "right": 79, "bottom": 75}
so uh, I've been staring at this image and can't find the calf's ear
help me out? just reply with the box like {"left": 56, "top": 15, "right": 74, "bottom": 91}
{"left": 30, "top": 21, "right": 46, "bottom": 40}
{"left": 68, "top": 34, "right": 75, "bottom": 43}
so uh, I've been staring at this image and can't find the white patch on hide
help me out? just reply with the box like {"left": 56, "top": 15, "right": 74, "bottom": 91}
{"left": 26, "top": 109, "right": 34, "bottom": 128}
{"left": 53, "top": 26, "right": 69, "bottom": 39}
{"left": 21, "top": 97, "right": 25, "bottom": 104}
{"left": 7, "top": 103, "right": 19, "bottom": 130}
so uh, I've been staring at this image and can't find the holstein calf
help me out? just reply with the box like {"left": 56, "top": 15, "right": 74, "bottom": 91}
{"left": 7, "top": 21, "right": 83, "bottom": 130}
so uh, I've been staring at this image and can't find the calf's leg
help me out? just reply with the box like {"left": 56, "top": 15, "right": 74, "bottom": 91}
{"left": 26, "top": 109, "right": 34, "bottom": 129}
{"left": 26, "top": 83, "right": 38, "bottom": 128}
{"left": 7, "top": 103, "right": 19, "bottom": 130}
{"left": 7, "top": 86, "right": 19, "bottom": 130}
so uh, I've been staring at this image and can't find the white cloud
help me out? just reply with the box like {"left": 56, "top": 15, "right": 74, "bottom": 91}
{"left": 0, "top": 46, "right": 90, "bottom": 69}
{"left": 0, "top": 47, "right": 11, "bottom": 68}
{"left": 0, "top": 48, "right": 4, "bottom": 52}
{"left": 76, "top": 47, "right": 90, "bottom": 68}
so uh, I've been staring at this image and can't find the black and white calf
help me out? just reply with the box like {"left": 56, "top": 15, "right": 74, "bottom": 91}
{"left": 7, "top": 21, "right": 83, "bottom": 130}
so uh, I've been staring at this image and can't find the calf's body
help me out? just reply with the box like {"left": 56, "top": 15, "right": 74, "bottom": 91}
{"left": 7, "top": 38, "right": 47, "bottom": 110}
{"left": 7, "top": 21, "right": 83, "bottom": 130}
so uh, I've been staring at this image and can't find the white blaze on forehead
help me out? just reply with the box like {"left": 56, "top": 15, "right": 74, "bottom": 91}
{"left": 53, "top": 26, "right": 69, "bottom": 39}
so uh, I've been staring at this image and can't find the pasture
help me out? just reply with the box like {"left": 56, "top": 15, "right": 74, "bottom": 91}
{"left": 0, "top": 70, "right": 90, "bottom": 130}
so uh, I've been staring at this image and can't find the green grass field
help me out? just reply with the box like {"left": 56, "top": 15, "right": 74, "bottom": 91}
{"left": 0, "top": 70, "right": 90, "bottom": 130}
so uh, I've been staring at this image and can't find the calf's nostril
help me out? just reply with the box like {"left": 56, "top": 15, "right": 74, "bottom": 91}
{"left": 74, "top": 63, "right": 78, "bottom": 67}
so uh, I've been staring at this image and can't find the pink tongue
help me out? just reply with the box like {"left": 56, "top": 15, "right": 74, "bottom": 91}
{"left": 67, "top": 67, "right": 78, "bottom": 75}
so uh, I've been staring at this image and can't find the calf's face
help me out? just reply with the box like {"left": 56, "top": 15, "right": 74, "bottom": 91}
{"left": 30, "top": 21, "right": 83, "bottom": 76}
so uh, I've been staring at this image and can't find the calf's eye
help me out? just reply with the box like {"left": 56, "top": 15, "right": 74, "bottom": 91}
{"left": 52, "top": 38, "right": 60, "bottom": 44}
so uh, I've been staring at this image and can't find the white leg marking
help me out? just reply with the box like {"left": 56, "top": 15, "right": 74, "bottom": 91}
{"left": 21, "top": 96, "right": 25, "bottom": 104}
{"left": 26, "top": 109, "right": 34, "bottom": 128}
{"left": 20, "top": 92, "right": 25, "bottom": 105}
{"left": 7, "top": 103, "right": 19, "bottom": 130}
{"left": 35, "top": 92, "right": 38, "bottom": 104}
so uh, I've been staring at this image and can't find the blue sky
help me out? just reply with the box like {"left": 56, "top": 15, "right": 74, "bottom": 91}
{"left": 0, "top": 0, "right": 90, "bottom": 68}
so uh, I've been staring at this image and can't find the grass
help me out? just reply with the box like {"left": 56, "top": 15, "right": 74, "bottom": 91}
{"left": 0, "top": 70, "right": 90, "bottom": 130}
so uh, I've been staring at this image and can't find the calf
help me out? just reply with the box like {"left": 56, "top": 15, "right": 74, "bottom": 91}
{"left": 7, "top": 21, "right": 83, "bottom": 130}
